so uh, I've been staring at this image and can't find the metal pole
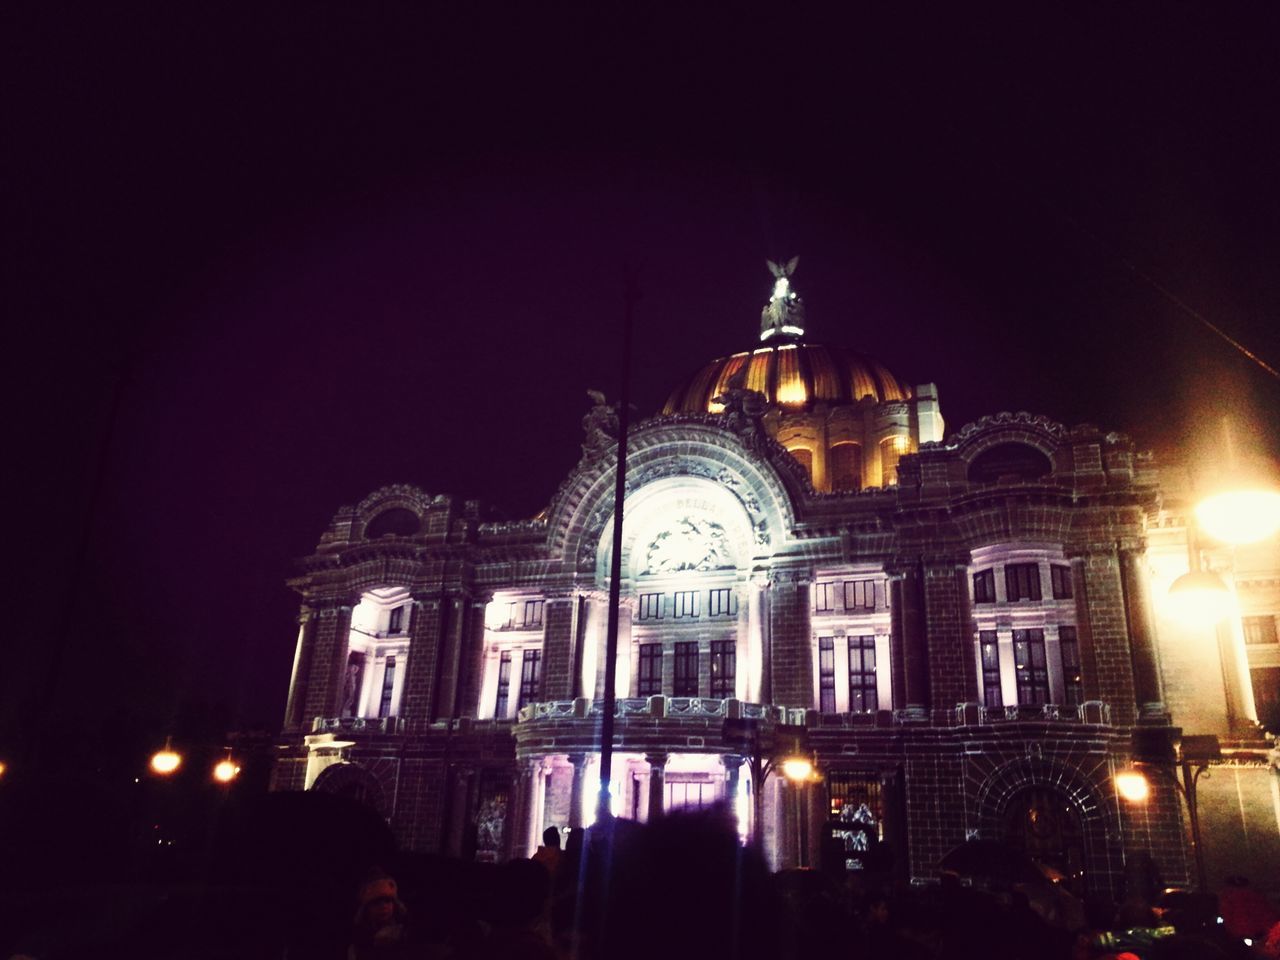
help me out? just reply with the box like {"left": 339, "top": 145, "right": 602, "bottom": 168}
{"left": 1183, "top": 760, "right": 1208, "bottom": 890}
{"left": 596, "top": 277, "right": 637, "bottom": 821}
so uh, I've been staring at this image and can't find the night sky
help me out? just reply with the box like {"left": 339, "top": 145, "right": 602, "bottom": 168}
{"left": 6, "top": 5, "right": 1280, "bottom": 757}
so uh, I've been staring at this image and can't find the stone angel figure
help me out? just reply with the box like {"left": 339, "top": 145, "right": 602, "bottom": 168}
{"left": 713, "top": 368, "right": 769, "bottom": 452}
{"left": 761, "top": 256, "right": 805, "bottom": 338}
{"left": 581, "top": 389, "right": 620, "bottom": 461}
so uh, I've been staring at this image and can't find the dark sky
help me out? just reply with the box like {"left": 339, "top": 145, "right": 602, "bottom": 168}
{"left": 6, "top": 4, "right": 1280, "bottom": 748}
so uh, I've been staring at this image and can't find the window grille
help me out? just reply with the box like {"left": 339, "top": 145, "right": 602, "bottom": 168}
{"left": 843, "top": 579, "right": 876, "bottom": 610}
{"left": 848, "top": 636, "right": 878, "bottom": 713}
{"left": 1005, "top": 564, "right": 1042, "bottom": 602}
{"left": 673, "top": 642, "right": 698, "bottom": 697}
{"left": 815, "top": 582, "right": 837, "bottom": 612}
{"left": 1243, "top": 615, "right": 1278, "bottom": 645}
{"left": 709, "top": 588, "right": 736, "bottom": 617}
{"left": 673, "top": 590, "right": 699, "bottom": 618}
{"left": 523, "top": 599, "right": 544, "bottom": 628}
{"left": 818, "top": 637, "right": 836, "bottom": 713}
{"left": 1013, "top": 629, "right": 1050, "bottom": 704}
{"left": 1050, "top": 564, "right": 1073, "bottom": 600}
{"left": 1059, "top": 627, "right": 1083, "bottom": 705}
{"left": 979, "top": 631, "right": 1002, "bottom": 708}
{"left": 638, "top": 593, "right": 664, "bottom": 620}
{"left": 637, "top": 644, "right": 662, "bottom": 696}
{"left": 973, "top": 569, "right": 996, "bottom": 604}
{"left": 518, "top": 649, "right": 542, "bottom": 708}
{"left": 378, "top": 656, "right": 397, "bottom": 717}
{"left": 495, "top": 651, "right": 512, "bottom": 718}
{"left": 710, "top": 639, "right": 735, "bottom": 698}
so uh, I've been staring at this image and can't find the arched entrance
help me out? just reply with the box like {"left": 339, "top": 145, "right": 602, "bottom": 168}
{"left": 311, "top": 761, "right": 390, "bottom": 818}
{"left": 1003, "top": 786, "right": 1086, "bottom": 884}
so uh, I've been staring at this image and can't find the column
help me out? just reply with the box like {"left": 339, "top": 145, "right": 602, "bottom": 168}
{"left": 721, "top": 754, "right": 744, "bottom": 834}
{"left": 433, "top": 594, "right": 468, "bottom": 720}
{"left": 442, "top": 765, "right": 474, "bottom": 859}
{"left": 402, "top": 594, "right": 442, "bottom": 721}
{"left": 283, "top": 604, "right": 316, "bottom": 731}
{"left": 507, "top": 762, "right": 537, "bottom": 860}
{"left": 1119, "top": 548, "right": 1166, "bottom": 718}
{"left": 542, "top": 596, "right": 578, "bottom": 700}
{"left": 646, "top": 752, "right": 668, "bottom": 821}
{"left": 1073, "top": 547, "right": 1139, "bottom": 725}
{"left": 922, "top": 560, "right": 977, "bottom": 709}
{"left": 889, "top": 564, "right": 928, "bottom": 715}
{"left": 747, "top": 578, "right": 768, "bottom": 702}
{"left": 456, "top": 597, "right": 489, "bottom": 719}
{"left": 302, "top": 601, "right": 353, "bottom": 722}
{"left": 568, "top": 753, "right": 589, "bottom": 829}
{"left": 768, "top": 573, "right": 813, "bottom": 708}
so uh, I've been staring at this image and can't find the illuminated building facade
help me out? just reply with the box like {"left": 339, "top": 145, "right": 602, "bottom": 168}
{"left": 272, "top": 265, "right": 1280, "bottom": 896}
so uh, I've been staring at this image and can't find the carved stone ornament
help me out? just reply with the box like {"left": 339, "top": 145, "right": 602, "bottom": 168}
{"left": 642, "top": 516, "right": 735, "bottom": 574}
{"left": 580, "top": 389, "right": 620, "bottom": 461}
{"left": 712, "top": 368, "right": 769, "bottom": 454}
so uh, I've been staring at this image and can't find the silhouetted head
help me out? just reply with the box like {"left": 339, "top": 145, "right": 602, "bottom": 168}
{"left": 542, "top": 826, "right": 562, "bottom": 849}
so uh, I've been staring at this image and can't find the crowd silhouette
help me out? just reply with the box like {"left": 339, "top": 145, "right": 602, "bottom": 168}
{"left": 2, "top": 797, "right": 1276, "bottom": 959}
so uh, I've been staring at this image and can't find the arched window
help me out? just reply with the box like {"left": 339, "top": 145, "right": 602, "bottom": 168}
{"left": 967, "top": 443, "right": 1053, "bottom": 484}
{"left": 788, "top": 447, "right": 814, "bottom": 483}
{"left": 365, "top": 507, "right": 421, "bottom": 538}
{"left": 879, "top": 436, "right": 910, "bottom": 486}
{"left": 829, "top": 442, "right": 862, "bottom": 492}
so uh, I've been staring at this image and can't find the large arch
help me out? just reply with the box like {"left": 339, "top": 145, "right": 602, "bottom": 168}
{"left": 311, "top": 760, "right": 393, "bottom": 819}
{"left": 971, "top": 755, "right": 1122, "bottom": 895}
{"left": 547, "top": 419, "right": 802, "bottom": 575}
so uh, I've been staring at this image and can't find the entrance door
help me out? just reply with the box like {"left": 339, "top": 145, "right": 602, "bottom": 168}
{"left": 1003, "top": 787, "right": 1085, "bottom": 884}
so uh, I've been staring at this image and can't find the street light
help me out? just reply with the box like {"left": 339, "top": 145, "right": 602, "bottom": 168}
{"left": 212, "top": 749, "right": 240, "bottom": 784}
{"left": 149, "top": 737, "right": 182, "bottom": 776}
{"left": 1122, "top": 731, "right": 1222, "bottom": 891}
{"left": 1114, "top": 768, "right": 1150, "bottom": 803}
{"left": 1166, "top": 570, "right": 1235, "bottom": 626}
{"left": 723, "top": 718, "right": 814, "bottom": 856}
{"left": 1195, "top": 489, "right": 1280, "bottom": 546}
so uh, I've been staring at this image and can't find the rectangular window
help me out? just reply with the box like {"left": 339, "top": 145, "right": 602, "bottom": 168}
{"left": 504, "top": 602, "right": 518, "bottom": 629}
{"left": 673, "top": 642, "right": 699, "bottom": 697}
{"left": 818, "top": 637, "right": 836, "bottom": 713}
{"left": 814, "top": 581, "right": 837, "bottom": 612}
{"left": 518, "top": 649, "right": 542, "bottom": 708}
{"left": 495, "top": 651, "right": 512, "bottom": 718}
{"left": 673, "top": 590, "right": 699, "bottom": 619}
{"left": 1013, "top": 629, "right": 1050, "bottom": 704}
{"left": 843, "top": 579, "right": 876, "bottom": 610}
{"left": 710, "top": 639, "right": 735, "bottom": 698}
{"left": 1059, "top": 627, "right": 1083, "bottom": 705}
{"left": 636, "top": 643, "right": 662, "bottom": 697}
{"left": 1005, "top": 564, "right": 1042, "bottom": 602}
{"left": 388, "top": 606, "right": 405, "bottom": 634}
{"left": 378, "top": 656, "right": 398, "bottom": 717}
{"left": 979, "top": 631, "right": 1002, "bottom": 708}
{"left": 708, "top": 588, "right": 736, "bottom": 617}
{"left": 522, "top": 599, "right": 544, "bottom": 628}
{"left": 1050, "top": 564, "right": 1073, "bottom": 600}
{"left": 848, "top": 636, "right": 878, "bottom": 713}
{"left": 638, "top": 593, "right": 664, "bottom": 620}
{"left": 1243, "top": 615, "right": 1279, "bottom": 645}
{"left": 973, "top": 569, "right": 996, "bottom": 604}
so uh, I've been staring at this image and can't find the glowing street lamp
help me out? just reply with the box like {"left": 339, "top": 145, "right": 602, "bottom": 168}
{"left": 1166, "top": 570, "right": 1235, "bottom": 626}
{"left": 149, "top": 738, "right": 182, "bottom": 776}
{"left": 1114, "top": 768, "right": 1150, "bottom": 803}
{"left": 0, "top": 760, "right": 7, "bottom": 780}
{"left": 1195, "top": 488, "right": 1280, "bottom": 545}
{"left": 781, "top": 756, "right": 816, "bottom": 783}
{"left": 212, "top": 750, "right": 241, "bottom": 784}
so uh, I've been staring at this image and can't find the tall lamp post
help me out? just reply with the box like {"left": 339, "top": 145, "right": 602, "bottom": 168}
{"left": 1118, "top": 731, "right": 1222, "bottom": 891}
{"left": 723, "top": 718, "right": 816, "bottom": 860}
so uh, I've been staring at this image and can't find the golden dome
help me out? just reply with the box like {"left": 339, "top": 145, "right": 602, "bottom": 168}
{"left": 662, "top": 341, "right": 912, "bottom": 415}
